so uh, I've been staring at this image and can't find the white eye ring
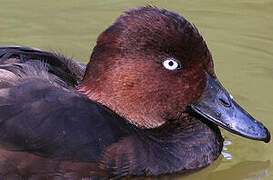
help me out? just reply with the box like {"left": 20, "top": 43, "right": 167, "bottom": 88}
{"left": 162, "top": 58, "right": 181, "bottom": 71}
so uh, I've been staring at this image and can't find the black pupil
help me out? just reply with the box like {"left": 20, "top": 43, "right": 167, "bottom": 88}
{"left": 168, "top": 61, "right": 174, "bottom": 66}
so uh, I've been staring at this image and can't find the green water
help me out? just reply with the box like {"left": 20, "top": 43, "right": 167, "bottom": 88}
{"left": 0, "top": 0, "right": 273, "bottom": 179}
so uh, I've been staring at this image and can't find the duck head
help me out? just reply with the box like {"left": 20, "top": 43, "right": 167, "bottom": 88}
{"left": 79, "top": 6, "right": 270, "bottom": 142}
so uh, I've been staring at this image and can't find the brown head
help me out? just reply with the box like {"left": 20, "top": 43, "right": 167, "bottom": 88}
{"left": 78, "top": 7, "right": 270, "bottom": 143}
{"left": 78, "top": 6, "right": 214, "bottom": 128}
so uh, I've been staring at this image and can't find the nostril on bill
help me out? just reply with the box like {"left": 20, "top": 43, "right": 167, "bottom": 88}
{"left": 218, "top": 97, "right": 231, "bottom": 107}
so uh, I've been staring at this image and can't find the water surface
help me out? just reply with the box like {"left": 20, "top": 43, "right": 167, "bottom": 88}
{"left": 0, "top": 0, "right": 272, "bottom": 179}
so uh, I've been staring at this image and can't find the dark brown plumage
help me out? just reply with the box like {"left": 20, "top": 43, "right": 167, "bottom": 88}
{"left": 0, "top": 6, "right": 269, "bottom": 180}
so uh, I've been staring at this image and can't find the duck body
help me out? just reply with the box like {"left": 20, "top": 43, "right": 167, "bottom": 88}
{"left": 0, "top": 7, "right": 270, "bottom": 179}
{"left": 0, "top": 46, "right": 222, "bottom": 178}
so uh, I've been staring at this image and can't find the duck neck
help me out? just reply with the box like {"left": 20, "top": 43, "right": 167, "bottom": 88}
{"left": 137, "top": 115, "right": 224, "bottom": 175}
{"left": 99, "top": 113, "right": 223, "bottom": 177}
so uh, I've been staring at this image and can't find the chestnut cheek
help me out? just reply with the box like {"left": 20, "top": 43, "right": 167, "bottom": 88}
{"left": 182, "top": 71, "right": 207, "bottom": 105}
{"left": 159, "top": 72, "right": 205, "bottom": 120}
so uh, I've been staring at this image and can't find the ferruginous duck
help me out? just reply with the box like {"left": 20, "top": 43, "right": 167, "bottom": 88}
{"left": 0, "top": 6, "right": 270, "bottom": 179}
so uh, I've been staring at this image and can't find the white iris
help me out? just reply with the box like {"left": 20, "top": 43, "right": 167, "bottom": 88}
{"left": 162, "top": 58, "right": 181, "bottom": 71}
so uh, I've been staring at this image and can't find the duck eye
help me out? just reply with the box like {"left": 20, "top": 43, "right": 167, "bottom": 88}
{"left": 162, "top": 58, "right": 181, "bottom": 71}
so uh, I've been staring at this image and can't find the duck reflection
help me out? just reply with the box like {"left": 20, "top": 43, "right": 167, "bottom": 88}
{"left": 205, "top": 161, "right": 270, "bottom": 180}
{"left": 128, "top": 160, "right": 270, "bottom": 180}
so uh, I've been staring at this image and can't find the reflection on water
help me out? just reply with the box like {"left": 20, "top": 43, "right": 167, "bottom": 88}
{"left": 222, "top": 140, "right": 233, "bottom": 160}
{"left": 0, "top": 0, "right": 273, "bottom": 179}
{"left": 205, "top": 161, "right": 270, "bottom": 180}
{"left": 130, "top": 160, "right": 270, "bottom": 180}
